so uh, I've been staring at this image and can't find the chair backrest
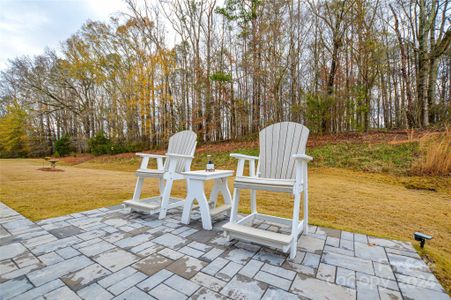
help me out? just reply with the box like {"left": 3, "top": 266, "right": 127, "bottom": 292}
{"left": 165, "top": 130, "right": 197, "bottom": 173}
{"left": 258, "top": 122, "right": 309, "bottom": 179}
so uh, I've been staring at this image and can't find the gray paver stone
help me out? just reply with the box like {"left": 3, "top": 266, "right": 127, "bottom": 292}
{"left": 0, "top": 260, "right": 18, "bottom": 275}
{"left": 398, "top": 282, "right": 450, "bottom": 300}
{"left": 0, "top": 277, "right": 33, "bottom": 299}
{"left": 98, "top": 267, "right": 137, "bottom": 288}
{"left": 239, "top": 259, "right": 264, "bottom": 278}
{"left": 137, "top": 269, "right": 173, "bottom": 292}
{"left": 165, "top": 274, "right": 200, "bottom": 296}
{"left": 48, "top": 225, "right": 84, "bottom": 239}
{"left": 202, "top": 257, "right": 229, "bottom": 276}
{"left": 108, "top": 271, "right": 147, "bottom": 295}
{"left": 298, "top": 235, "right": 325, "bottom": 254}
{"left": 356, "top": 281, "right": 379, "bottom": 300}
{"left": 255, "top": 270, "right": 292, "bottom": 290}
{"left": 216, "top": 261, "right": 242, "bottom": 281}
{"left": 378, "top": 286, "right": 403, "bottom": 300}
{"left": 261, "top": 263, "right": 296, "bottom": 280}
{"left": 291, "top": 274, "right": 356, "bottom": 300}
{"left": 112, "top": 287, "right": 155, "bottom": 300}
{"left": 77, "top": 283, "right": 114, "bottom": 300}
{"left": 149, "top": 283, "right": 187, "bottom": 300}
{"left": 38, "top": 252, "right": 64, "bottom": 265}
{"left": 191, "top": 272, "right": 227, "bottom": 292}
{"left": 374, "top": 262, "right": 395, "bottom": 280}
{"left": 93, "top": 248, "right": 139, "bottom": 272}
{"left": 322, "top": 251, "right": 374, "bottom": 275}
{"left": 220, "top": 274, "right": 267, "bottom": 300}
{"left": 253, "top": 248, "right": 286, "bottom": 266}
{"left": 316, "top": 263, "right": 336, "bottom": 283}
{"left": 28, "top": 255, "right": 93, "bottom": 286}
{"left": 44, "top": 286, "right": 81, "bottom": 300}
{"left": 224, "top": 248, "right": 256, "bottom": 265}
{"left": 56, "top": 247, "right": 80, "bottom": 259}
{"left": 12, "top": 279, "right": 64, "bottom": 300}
{"left": 179, "top": 246, "right": 204, "bottom": 258}
{"left": 191, "top": 287, "right": 228, "bottom": 300}
{"left": 201, "top": 248, "right": 224, "bottom": 262}
{"left": 0, "top": 243, "right": 27, "bottom": 261}
{"left": 158, "top": 248, "right": 184, "bottom": 260}
{"left": 302, "top": 252, "right": 321, "bottom": 269}
{"left": 336, "top": 267, "right": 356, "bottom": 289}
{"left": 152, "top": 233, "right": 187, "bottom": 249}
{"left": 62, "top": 263, "right": 111, "bottom": 290}
{"left": 261, "top": 287, "right": 301, "bottom": 300}
{"left": 355, "top": 242, "right": 388, "bottom": 263}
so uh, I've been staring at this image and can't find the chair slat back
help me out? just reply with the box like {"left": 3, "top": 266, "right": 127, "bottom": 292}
{"left": 165, "top": 130, "right": 197, "bottom": 173}
{"left": 258, "top": 122, "right": 309, "bottom": 179}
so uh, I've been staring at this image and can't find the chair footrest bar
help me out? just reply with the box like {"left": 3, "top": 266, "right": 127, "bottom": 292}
{"left": 210, "top": 205, "right": 231, "bottom": 217}
{"left": 222, "top": 222, "right": 292, "bottom": 246}
{"left": 123, "top": 197, "right": 184, "bottom": 214}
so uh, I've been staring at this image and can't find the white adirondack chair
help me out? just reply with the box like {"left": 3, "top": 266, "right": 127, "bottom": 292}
{"left": 222, "top": 122, "right": 312, "bottom": 259}
{"left": 123, "top": 130, "right": 197, "bottom": 219}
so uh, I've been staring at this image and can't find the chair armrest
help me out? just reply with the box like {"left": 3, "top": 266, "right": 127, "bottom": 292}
{"left": 230, "top": 153, "right": 259, "bottom": 160}
{"left": 292, "top": 154, "right": 313, "bottom": 162}
{"left": 230, "top": 153, "right": 258, "bottom": 176}
{"left": 136, "top": 153, "right": 166, "bottom": 159}
{"left": 166, "top": 153, "right": 194, "bottom": 159}
{"left": 135, "top": 153, "right": 165, "bottom": 170}
{"left": 293, "top": 154, "right": 311, "bottom": 194}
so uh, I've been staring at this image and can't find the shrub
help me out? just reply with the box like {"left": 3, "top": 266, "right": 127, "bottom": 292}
{"left": 411, "top": 130, "right": 451, "bottom": 176}
{"left": 54, "top": 134, "right": 72, "bottom": 156}
{"left": 88, "top": 132, "right": 145, "bottom": 156}
{"left": 88, "top": 132, "right": 113, "bottom": 156}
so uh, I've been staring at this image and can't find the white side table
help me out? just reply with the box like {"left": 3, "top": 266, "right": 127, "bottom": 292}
{"left": 181, "top": 170, "right": 234, "bottom": 230}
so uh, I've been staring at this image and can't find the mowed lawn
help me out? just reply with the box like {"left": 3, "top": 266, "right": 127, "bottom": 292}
{"left": 0, "top": 158, "right": 450, "bottom": 293}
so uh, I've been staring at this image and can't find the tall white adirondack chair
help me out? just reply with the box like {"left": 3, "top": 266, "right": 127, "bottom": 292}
{"left": 222, "top": 122, "right": 312, "bottom": 259}
{"left": 123, "top": 130, "right": 197, "bottom": 219}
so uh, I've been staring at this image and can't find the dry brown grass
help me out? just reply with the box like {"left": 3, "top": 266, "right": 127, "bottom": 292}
{"left": 0, "top": 159, "right": 450, "bottom": 293}
{"left": 411, "top": 130, "right": 451, "bottom": 176}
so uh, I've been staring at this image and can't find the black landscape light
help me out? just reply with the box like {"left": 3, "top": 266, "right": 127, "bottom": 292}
{"left": 414, "top": 232, "right": 432, "bottom": 248}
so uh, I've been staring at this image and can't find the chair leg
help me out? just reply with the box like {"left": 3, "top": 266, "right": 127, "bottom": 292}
{"left": 290, "top": 191, "right": 301, "bottom": 259}
{"left": 250, "top": 190, "right": 257, "bottom": 214}
{"left": 159, "top": 178, "right": 174, "bottom": 219}
{"left": 303, "top": 190, "right": 309, "bottom": 234}
{"left": 159, "top": 178, "right": 166, "bottom": 195}
{"left": 230, "top": 188, "right": 240, "bottom": 223}
{"left": 290, "top": 241, "right": 297, "bottom": 259}
{"left": 132, "top": 177, "right": 144, "bottom": 201}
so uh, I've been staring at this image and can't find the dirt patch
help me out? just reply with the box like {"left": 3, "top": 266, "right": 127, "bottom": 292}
{"left": 403, "top": 183, "right": 437, "bottom": 191}
{"left": 60, "top": 154, "right": 94, "bottom": 165}
{"left": 196, "top": 129, "right": 439, "bottom": 152}
{"left": 37, "top": 167, "right": 64, "bottom": 172}
{"left": 197, "top": 141, "right": 257, "bottom": 153}
{"left": 307, "top": 129, "right": 437, "bottom": 147}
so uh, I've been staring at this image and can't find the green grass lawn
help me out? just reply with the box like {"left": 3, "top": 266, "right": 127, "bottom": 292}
{"left": 0, "top": 139, "right": 450, "bottom": 294}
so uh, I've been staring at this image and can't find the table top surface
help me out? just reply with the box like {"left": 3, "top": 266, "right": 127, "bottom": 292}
{"left": 182, "top": 169, "right": 234, "bottom": 179}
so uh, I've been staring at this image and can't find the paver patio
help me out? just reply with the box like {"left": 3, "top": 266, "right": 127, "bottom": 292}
{"left": 0, "top": 202, "right": 448, "bottom": 300}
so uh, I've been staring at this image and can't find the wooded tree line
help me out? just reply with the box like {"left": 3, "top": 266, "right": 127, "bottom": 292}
{"left": 0, "top": 0, "right": 449, "bottom": 157}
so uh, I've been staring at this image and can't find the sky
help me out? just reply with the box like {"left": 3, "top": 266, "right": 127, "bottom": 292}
{"left": 0, "top": 0, "right": 129, "bottom": 70}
